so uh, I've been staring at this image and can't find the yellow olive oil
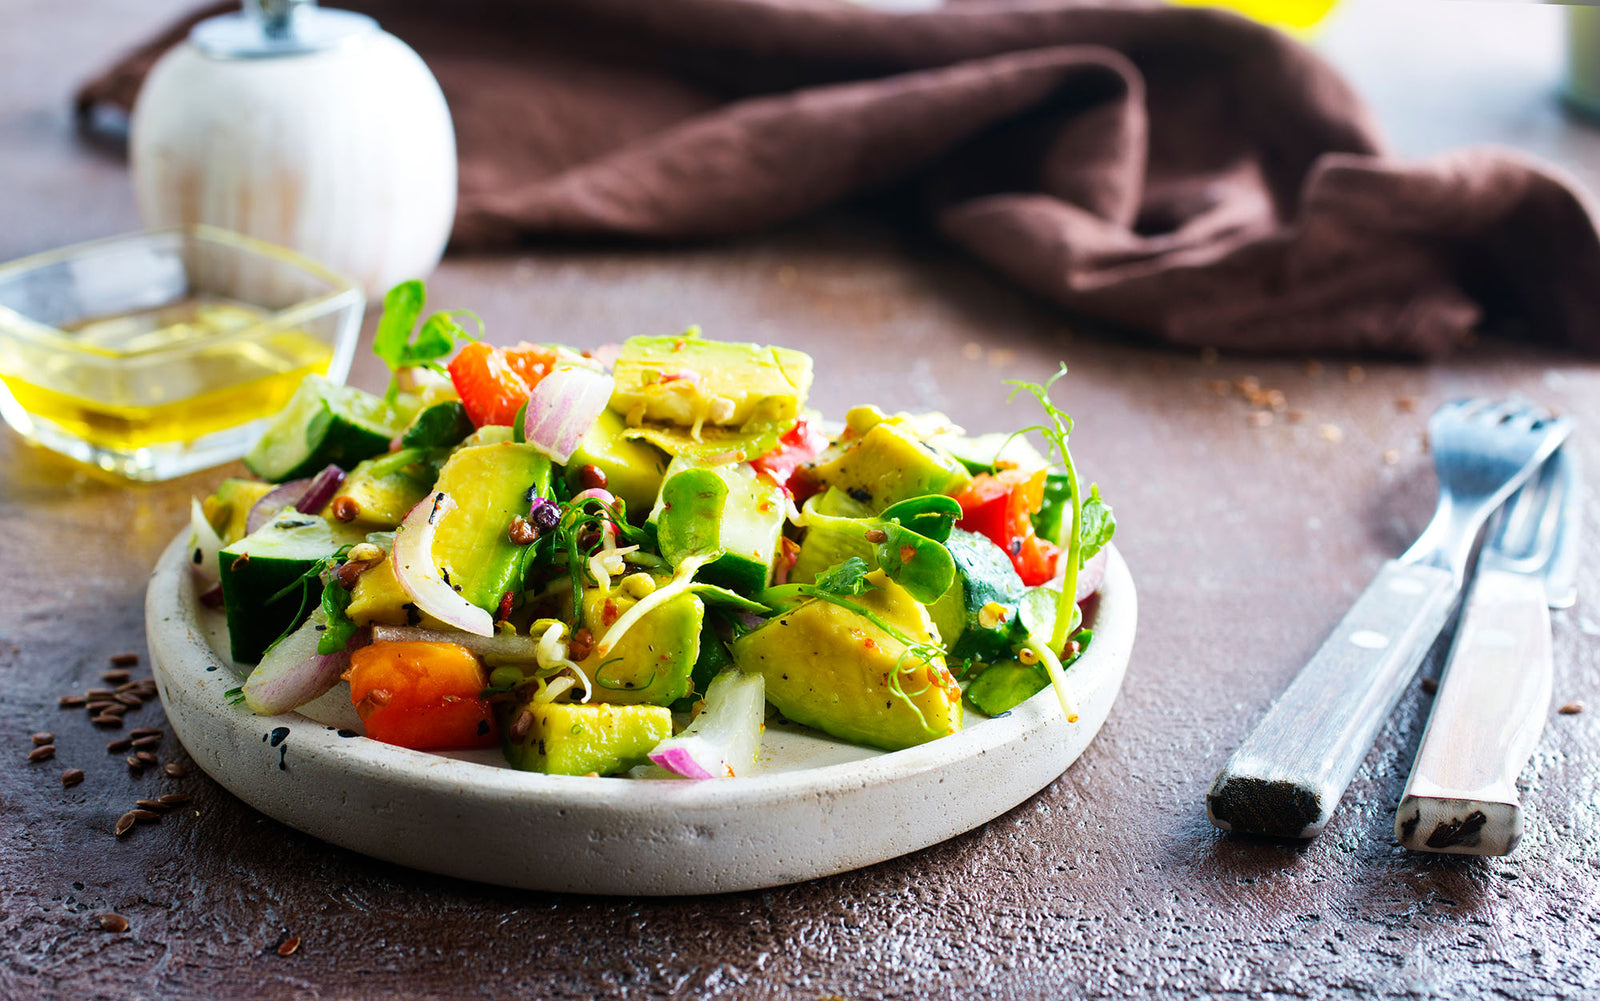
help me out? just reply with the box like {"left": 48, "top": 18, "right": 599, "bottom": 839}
{"left": 0, "top": 297, "right": 334, "bottom": 451}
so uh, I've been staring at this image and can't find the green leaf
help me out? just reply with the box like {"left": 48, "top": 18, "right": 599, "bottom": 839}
{"left": 688, "top": 583, "right": 771, "bottom": 615}
{"left": 372, "top": 280, "right": 425, "bottom": 371}
{"left": 656, "top": 469, "right": 728, "bottom": 565}
{"left": 812, "top": 556, "right": 872, "bottom": 597}
{"left": 1078, "top": 484, "right": 1115, "bottom": 565}
{"left": 871, "top": 523, "right": 954, "bottom": 605}
{"left": 966, "top": 660, "right": 1049, "bottom": 716}
{"left": 879, "top": 494, "right": 962, "bottom": 544}
{"left": 317, "top": 578, "right": 357, "bottom": 655}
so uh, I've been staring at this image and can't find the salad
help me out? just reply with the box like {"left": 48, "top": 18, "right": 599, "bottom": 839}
{"left": 188, "top": 282, "right": 1115, "bottom": 779}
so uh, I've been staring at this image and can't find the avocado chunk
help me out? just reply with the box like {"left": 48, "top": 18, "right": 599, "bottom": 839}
{"left": 577, "top": 582, "right": 703, "bottom": 706}
{"left": 733, "top": 571, "right": 962, "bottom": 750}
{"left": 564, "top": 407, "right": 670, "bottom": 518}
{"left": 219, "top": 513, "right": 365, "bottom": 663}
{"left": 610, "top": 330, "right": 813, "bottom": 429}
{"left": 429, "top": 442, "right": 552, "bottom": 613}
{"left": 809, "top": 420, "right": 971, "bottom": 512}
{"left": 501, "top": 702, "right": 672, "bottom": 775}
{"left": 650, "top": 458, "right": 786, "bottom": 593}
{"left": 322, "top": 454, "right": 435, "bottom": 531}
{"left": 345, "top": 557, "right": 413, "bottom": 627}
{"left": 203, "top": 478, "right": 275, "bottom": 545}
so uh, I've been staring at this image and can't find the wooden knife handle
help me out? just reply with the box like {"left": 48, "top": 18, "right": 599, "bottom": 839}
{"left": 1395, "top": 569, "right": 1553, "bottom": 856}
{"left": 1207, "top": 560, "right": 1458, "bottom": 838}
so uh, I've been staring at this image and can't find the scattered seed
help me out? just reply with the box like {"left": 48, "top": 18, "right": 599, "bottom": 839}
{"left": 577, "top": 464, "right": 608, "bottom": 491}
{"left": 116, "top": 681, "right": 141, "bottom": 694}
{"left": 158, "top": 793, "right": 190, "bottom": 806}
{"left": 31, "top": 732, "right": 54, "bottom": 746}
{"left": 135, "top": 799, "right": 169, "bottom": 812}
{"left": 1396, "top": 396, "right": 1417, "bottom": 413}
{"left": 86, "top": 688, "right": 115, "bottom": 700}
{"left": 93, "top": 716, "right": 125, "bottom": 729}
{"left": 126, "top": 756, "right": 144, "bottom": 771}
{"left": 130, "top": 727, "right": 161, "bottom": 738}
{"left": 97, "top": 912, "right": 129, "bottom": 932}
{"left": 135, "top": 751, "right": 158, "bottom": 765}
{"left": 129, "top": 809, "right": 161, "bottom": 823}
{"left": 131, "top": 735, "right": 161, "bottom": 749}
{"left": 1233, "top": 376, "right": 1260, "bottom": 395}
{"left": 1421, "top": 677, "right": 1438, "bottom": 695}
{"left": 1382, "top": 448, "right": 1401, "bottom": 465}
{"left": 1246, "top": 412, "right": 1272, "bottom": 428}
{"left": 278, "top": 936, "right": 302, "bottom": 957}
{"left": 1559, "top": 702, "right": 1584, "bottom": 715}
{"left": 1346, "top": 365, "right": 1366, "bottom": 384}
{"left": 1319, "top": 423, "right": 1344, "bottom": 443}
{"left": 61, "top": 768, "right": 85, "bottom": 788}
{"left": 114, "top": 693, "right": 143, "bottom": 708}
{"left": 114, "top": 813, "right": 138, "bottom": 836}
{"left": 163, "top": 763, "right": 187, "bottom": 778}
{"left": 102, "top": 669, "right": 132, "bottom": 684}
{"left": 331, "top": 495, "right": 361, "bottom": 523}
{"left": 59, "top": 694, "right": 87, "bottom": 708}
{"left": 106, "top": 737, "right": 134, "bottom": 753}
{"left": 27, "top": 745, "right": 56, "bottom": 762}
{"left": 109, "top": 653, "right": 140, "bottom": 667}
{"left": 507, "top": 516, "right": 538, "bottom": 546}
{"left": 863, "top": 528, "right": 889, "bottom": 543}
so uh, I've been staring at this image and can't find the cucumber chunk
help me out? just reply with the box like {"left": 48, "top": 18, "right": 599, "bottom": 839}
{"left": 219, "top": 513, "right": 364, "bottom": 664}
{"left": 244, "top": 375, "right": 413, "bottom": 482}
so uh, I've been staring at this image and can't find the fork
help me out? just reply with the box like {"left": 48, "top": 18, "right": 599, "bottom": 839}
{"left": 1395, "top": 448, "right": 1580, "bottom": 855}
{"left": 1207, "top": 399, "right": 1572, "bottom": 839}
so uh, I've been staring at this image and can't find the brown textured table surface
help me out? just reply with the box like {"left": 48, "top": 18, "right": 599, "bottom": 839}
{"left": 4, "top": 2, "right": 1599, "bottom": 998}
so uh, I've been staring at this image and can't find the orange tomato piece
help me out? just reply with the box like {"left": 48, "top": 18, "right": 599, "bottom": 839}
{"left": 344, "top": 641, "right": 498, "bottom": 749}
{"left": 447, "top": 341, "right": 532, "bottom": 428}
{"left": 503, "top": 343, "right": 559, "bottom": 390}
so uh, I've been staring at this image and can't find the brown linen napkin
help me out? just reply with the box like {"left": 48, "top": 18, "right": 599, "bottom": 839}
{"left": 77, "top": 0, "right": 1600, "bottom": 356}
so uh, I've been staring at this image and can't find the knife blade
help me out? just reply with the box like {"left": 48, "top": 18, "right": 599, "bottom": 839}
{"left": 1394, "top": 447, "right": 1579, "bottom": 856}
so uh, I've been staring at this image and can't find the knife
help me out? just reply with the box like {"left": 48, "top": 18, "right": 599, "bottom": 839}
{"left": 1394, "top": 448, "right": 1580, "bottom": 856}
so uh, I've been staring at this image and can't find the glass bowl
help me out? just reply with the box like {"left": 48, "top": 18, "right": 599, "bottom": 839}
{"left": 0, "top": 226, "right": 364, "bottom": 481}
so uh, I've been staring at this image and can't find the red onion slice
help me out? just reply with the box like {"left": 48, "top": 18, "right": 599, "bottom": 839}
{"left": 392, "top": 492, "right": 495, "bottom": 637}
{"left": 522, "top": 366, "right": 615, "bottom": 465}
{"left": 646, "top": 670, "right": 765, "bottom": 780}
{"left": 1075, "top": 549, "right": 1107, "bottom": 604}
{"left": 295, "top": 464, "right": 346, "bottom": 514}
{"left": 242, "top": 611, "right": 369, "bottom": 715}
{"left": 246, "top": 477, "right": 311, "bottom": 535}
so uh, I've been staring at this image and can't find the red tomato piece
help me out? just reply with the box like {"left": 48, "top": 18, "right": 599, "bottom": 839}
{"left": 447, "top": 342, "right": 532, "bottom": 427}
{"left": 752, "top": 419, "right": 830, "bottom": 494}
{"left": 954, "top": 469, "right": 1061, "bottom": 586}
{"left": 344, "top": 641, "right": 498, "bottom": 750}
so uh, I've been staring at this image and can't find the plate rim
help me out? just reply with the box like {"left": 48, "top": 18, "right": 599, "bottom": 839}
{"left": 146, "top": 531, "right": 1136, "bottom": 890}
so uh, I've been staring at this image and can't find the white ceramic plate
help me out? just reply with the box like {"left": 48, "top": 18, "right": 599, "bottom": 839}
{"left": 146, "top": 534, "right": 1136, "bottom": 895}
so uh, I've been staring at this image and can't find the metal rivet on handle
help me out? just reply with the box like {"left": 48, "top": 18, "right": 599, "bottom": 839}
{"left": 1349, "top": 630, "right": 1390, "bottom": 650}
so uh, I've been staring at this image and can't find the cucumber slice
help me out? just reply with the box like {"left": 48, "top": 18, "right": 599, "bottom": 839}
{"left": 219, "top": 513, "right": 365, "bottom": 664}
{"left": 244, "top": 376, "right": 412, "bottom": 482}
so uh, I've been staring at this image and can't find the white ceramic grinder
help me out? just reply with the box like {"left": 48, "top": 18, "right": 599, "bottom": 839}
{"left": 131, "top": 0, "right": 457, "bottom": 296}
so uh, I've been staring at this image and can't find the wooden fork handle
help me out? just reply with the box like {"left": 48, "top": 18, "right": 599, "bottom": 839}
{"left": 1207, "top": 560, "right": 1458, "bottom": 838}
{"left": 1395, "top": 569, "right": 1552, "bottom": 856}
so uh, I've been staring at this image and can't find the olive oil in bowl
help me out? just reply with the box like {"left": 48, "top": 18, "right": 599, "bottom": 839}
{"left": 0, "top": 227, "right": 364, "bottom": 481}
{"left": 1, "top": 298, "right": 333, "bottom": 452}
